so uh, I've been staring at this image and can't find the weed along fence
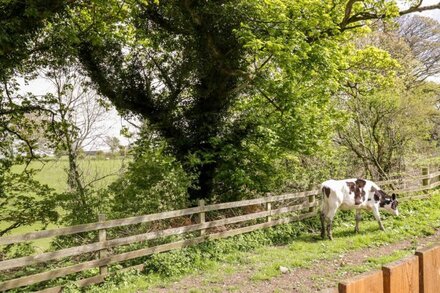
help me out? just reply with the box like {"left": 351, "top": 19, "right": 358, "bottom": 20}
{"left": 333, "top": 242, "right": 440, "bottom": 293}
{"left": 1, "top": 168, "right": 440, "bottom": 292}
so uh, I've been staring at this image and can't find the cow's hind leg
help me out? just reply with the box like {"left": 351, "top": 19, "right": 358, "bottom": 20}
{"left": 325, "top": 207, "right": 337, "bottom": 240}
{"left": 355, "top": 209, "right": 361, "bottom": 233}
{"left": 320, "top": 210, "right": 326, "bottom": 239}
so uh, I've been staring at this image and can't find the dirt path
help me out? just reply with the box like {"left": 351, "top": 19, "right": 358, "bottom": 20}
{"left": 148, "top": 229, "right": 440, "bottom": 293}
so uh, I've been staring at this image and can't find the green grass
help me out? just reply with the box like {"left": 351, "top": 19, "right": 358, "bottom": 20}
{"left": 81, "top": 191, "right": 440, "bottom": 292}
{"left": 336, "top": 249, "right": 412, "bottom": 277}
{"left": 11, "top": 157, "right": 126, "bottom": 193}
{"left": 1, "top": 157, "right": 126, "bottom": 247}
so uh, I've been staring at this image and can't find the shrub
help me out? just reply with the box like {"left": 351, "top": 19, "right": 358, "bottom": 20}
{"left": 109, "top": 134, "right": 192, "bottom": 217}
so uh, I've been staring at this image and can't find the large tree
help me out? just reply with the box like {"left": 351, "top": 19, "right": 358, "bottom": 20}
{"left": 2, "top": 0, "right": 440, "bottom": 201}
{"left": 0, "top": 0, "right": 72, "bottom": 78}
{"left": 336, "top": 15, "right": 440, "bottom": 179}
{"left": 64, "top": 0, "right": 440, "bottom": 200}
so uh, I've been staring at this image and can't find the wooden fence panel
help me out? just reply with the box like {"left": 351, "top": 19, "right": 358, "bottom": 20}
{"left": 416, "top": 244, "right": 440, "bottom": 293}
{"left": 0, "top": 190, "right": 319, "bottom": 246}
{"left": 338, "top": 270, "right": 384, "bottom": 293}
{"left": 0, "top": 201, "right": 318, "bottom": 271}
{"left": 382, "top": 255, "right": 419, "bottom": 293}
{"left": 0, "top": 210, "right": 318, "bottom": 290}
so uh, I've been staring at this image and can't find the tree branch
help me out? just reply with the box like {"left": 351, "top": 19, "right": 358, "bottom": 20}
{"left": 400, "top": 2, "right": 440, "bottom": 16}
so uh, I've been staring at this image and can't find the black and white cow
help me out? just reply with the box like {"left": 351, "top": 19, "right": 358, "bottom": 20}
{"left": 320, "top": 178, "right": 399, "bottom": 240}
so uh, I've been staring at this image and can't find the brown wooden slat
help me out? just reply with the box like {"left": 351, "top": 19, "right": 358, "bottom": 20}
{"left": 382, "top": 255, "right": 419, "bottom": 293}
{"left": 400, "top": 194, "right": 431, "bottom": 202}
{"left": 376, "top": 178, "right": 401, "bottom": 185}
{"left": 429, "top": 180, "right": 440, "bottom": 188}
{"left": 35, "top": 264, "right": 144, "bottom": 293}
{"left": 0, "top": 258, "right": 104, "bottom": 291}
{"left": 415, "top": 243, "right": 440, "bottom": 293}
{"left": 0, "top": 190, "right": 319, "bottom": 246}
{"left": 0, "top": 206, "right": 202, "bottom": 246}
{"left": 201, "top": 190, "right": 319, "bottom": 213}
{"left": 0, "top": 201, "right": 319, "bottom": 271}
{"left": 375, "top": 171, "right": 440, "bottom": 186}
{"left": 338, "top": 270, "right": 383, "bottom": 293}
{"left": 390, "top": 184, "right": 432, "bottom": 194}
{"left": 35, "top": 275, "right": 105, "bottom": 293}
{"left": 0, "top": 242, "right": 104, "bottom": 271}
{"left": 205, "top": 211, "right": 317, "bottom": 241}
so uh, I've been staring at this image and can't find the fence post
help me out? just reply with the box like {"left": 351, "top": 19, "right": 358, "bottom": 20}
{"left": 308, "top": 192, "right": 315, "bottom": 213}
{"left": 422, "top": 167, "right": 429, "bottom": 190}
{"left": 415, "top": 244, "right": 440, "bottom": 293}
{"left": 382, "top": 255, "right": 419, "bottom": 293}
{"left": 198, "top": 199, "right": 206, "bottom": 236}
{"left": 438, "top": 164, "right": 440, "bottom": 185}
{"left": 266, "top": 195, "right": 272, "bottom": 223}
{"left": 98, "top": 214, "right": 108, "bottom": 277}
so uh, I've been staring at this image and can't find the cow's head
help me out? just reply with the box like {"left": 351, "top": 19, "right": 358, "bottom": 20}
{"left": 374, "top": 190, "right": 399, "bottom": 216}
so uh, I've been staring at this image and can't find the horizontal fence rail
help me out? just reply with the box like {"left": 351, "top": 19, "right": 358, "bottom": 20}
{"left": 1, "top": 167, "right": 440, "bottom": 292}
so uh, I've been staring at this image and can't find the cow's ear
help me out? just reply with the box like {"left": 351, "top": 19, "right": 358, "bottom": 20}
{"left": 392, "top": 193, "right": 396, "bottom": 200}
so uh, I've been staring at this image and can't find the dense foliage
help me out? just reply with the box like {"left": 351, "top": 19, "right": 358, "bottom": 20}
{"left": 0, "top": 0, "right": 439, "bottom": 229}
{"left": 109, "top": 128, "right": 192, "bottom": 216}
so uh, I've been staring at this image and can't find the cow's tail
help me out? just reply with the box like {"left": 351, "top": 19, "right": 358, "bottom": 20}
{"left": 320, "top": 185, "right": 331, "bottom": 211}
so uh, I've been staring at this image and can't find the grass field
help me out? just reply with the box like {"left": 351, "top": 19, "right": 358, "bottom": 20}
{"left": 11, "top": 156, "right": 127, "bottom": 192}
{"left": 1, "top": 157, "right": 126, "bottom": 244}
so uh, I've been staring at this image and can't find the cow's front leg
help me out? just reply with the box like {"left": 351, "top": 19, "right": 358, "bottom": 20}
{"left": 355, "top": 209, "right": 361, "bottom": 233}
{"left": 372, "top": 206, "right": 385, "bottom": 231}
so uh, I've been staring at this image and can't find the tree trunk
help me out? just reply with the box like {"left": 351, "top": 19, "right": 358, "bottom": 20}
{"left": 67, "top": 150, "right": 85, "bottom": 201}
{"left": 188, "top": 161, "right": 218, "bottom": 201}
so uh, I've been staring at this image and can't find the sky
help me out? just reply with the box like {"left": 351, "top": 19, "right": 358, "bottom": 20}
{"left": 20, "top": 1, "right": 440, "bottom": 150}
{"left": 415, "top": 0, "right": 440, "bottom": 82}
{"left": 20, "top": 77, "right": 137, "bottom": 151}
{"left": 412, "top": 0, "right": 440, "bottom": 20}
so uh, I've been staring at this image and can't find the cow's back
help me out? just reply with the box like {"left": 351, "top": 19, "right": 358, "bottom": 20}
{"left": 321, "top": 179, "right": 345, "bottom": 205}
{"left": 339, "top": 178, "right": 377, "bottom": 208}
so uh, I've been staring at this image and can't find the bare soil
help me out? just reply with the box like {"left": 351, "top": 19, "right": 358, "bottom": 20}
{"left": 148, "top": 229, "right": 440, "bottom": 293}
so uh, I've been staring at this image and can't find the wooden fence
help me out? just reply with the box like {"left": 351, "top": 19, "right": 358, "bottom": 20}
{"left": 1, "top": 167, "right": 440, "bottom": 292}
{"left": 334, "top": 242, "right": 440, "bottom": 293}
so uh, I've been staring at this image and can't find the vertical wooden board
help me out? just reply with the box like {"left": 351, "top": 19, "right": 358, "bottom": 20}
{"left": 383, "top": 255, "right": 419, "bottom": 293}
{"left": 338, "top": 270, "right": 384, "bottom": 293}
{"left": 416, "top": 244, "right": 440, "bottom": 293}
{"left": 98, "top": 214, "right": 108, "bottom": 276}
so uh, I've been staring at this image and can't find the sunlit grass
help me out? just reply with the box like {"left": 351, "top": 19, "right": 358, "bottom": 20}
{"left": 10, "top": 156, "right": 126, "bottom": 193}
{"left": 1, "top": 157, "right": 126, "bottom": 248}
